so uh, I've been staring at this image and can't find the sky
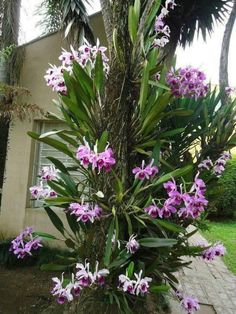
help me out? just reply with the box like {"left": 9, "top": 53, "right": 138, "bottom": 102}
{"left": 20, "top": 0, "right": 236, "bottom": 86}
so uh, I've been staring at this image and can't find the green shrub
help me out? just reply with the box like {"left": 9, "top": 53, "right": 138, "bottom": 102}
{"left": 207, "top": 157, "right": 236, "bottom": 218}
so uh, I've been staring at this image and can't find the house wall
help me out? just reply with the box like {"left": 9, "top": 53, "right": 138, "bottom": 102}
{"left": 0, "top": 12, "right": 106, "bottom": 238}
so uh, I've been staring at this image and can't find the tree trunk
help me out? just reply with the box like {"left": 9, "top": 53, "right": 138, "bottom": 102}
{"left": 0, "top": 118, "right": 9, "bottom": 204}
{"left": 100, "top": 0, "right": 113, "bottom": 49}
{"left": 219, "top": 0, "right": 236, "bottom": 92}
{"left": 0, "top": 0, "right": 21, "bottom": 205}
{"left": 100, "top": 0, "right": 138, "bottom": 187}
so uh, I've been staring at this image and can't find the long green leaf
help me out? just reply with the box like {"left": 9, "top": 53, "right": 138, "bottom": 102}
{"left": 61, "top": 96, "right": 91, "bottom": 124}
{"left": 124, "top": 213, "right": 133, "bottom": 236}
{"left": 154, "top": 165, "right": 193, "bottom": 186}
{"left": 153, "top": 220, "right": 184, "bottom": 233}
{"left": 148, "top": 80, "right": 170, "bottom": 91}
{"left": 109, "top": 249, "right": 131, "bottom": 269}
{"left": 45, "top": 196, "right": 74, "bottom": 205}
{"left": 66, "top": 213, "right": 81, "bottom": 235}
{"left": 160, "top": 128, "right": 185, "bottom": 138}
{"left": 47, "top": 157, "right": 69, "bottom": 174}
{"left": 47, "top": 180, "right": 70, "bottom": 197}
{"left": 139, "top": 237, "right": 177, "bottom": 248}
{"left": 128, "top": 6, "right": 138, "bottom": 43}
{"left": 28, "top": 132, "right": 74, "bottom": 159}
{"left": 98, "top": 130, "right": 108, "bottom": 152}
{"left": 145, "top": 0, "right": 161, "bottom": 34}
{"left": 59, "top": 173, "right": 77, "bottom": 195}
{"left": 139, "top": 60, "right": 150, "bottom": 112}
{"left": 134, "top": 0, "right": 140, "bottom": 21}
{"left": 127, "top": 261, "right": 134, "bottom": 278}
{"left": 40, "top": 263, "right": 68, "bottom": 271}
{"left": 104, "top": 218, "right": 115, "bottom": 267}
{"left": 44, "top": 207, "right": 65, "bottom": 236}
{"left": 94, "top": 53, "right": 104, "bottom": 93}
{"left": 151, "top": 139, "right": 161, "bottom": 165}
{"left": 72, "top": 61, "right": 95, "bottom": 101}
{"left": 150, "top": 285, "right": 170, "bottom": 293}
{"left": 32, "top": 232, "right": 57, "bottom": 240}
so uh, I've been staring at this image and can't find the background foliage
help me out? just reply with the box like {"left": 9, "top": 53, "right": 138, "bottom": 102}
{"left": 207, "top": 157, "right": 236, "bottom": 218}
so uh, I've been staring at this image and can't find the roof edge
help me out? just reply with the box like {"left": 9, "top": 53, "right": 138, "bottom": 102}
{"left": 18, "top": 10, "right": 102, "bottom": 48}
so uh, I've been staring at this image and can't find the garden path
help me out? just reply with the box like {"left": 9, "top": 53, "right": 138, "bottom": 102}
{"left": 170, "top": 230, "right": 236, "bottom": 314}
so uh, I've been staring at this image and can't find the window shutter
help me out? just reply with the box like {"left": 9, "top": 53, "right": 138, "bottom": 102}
{"left": 32, "top": 121, "right": 82, "bottom": 207}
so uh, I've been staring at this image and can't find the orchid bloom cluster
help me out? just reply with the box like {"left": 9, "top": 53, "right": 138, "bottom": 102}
{"left": 67, "top": 201, "right": 102, "bottom": 224}
{"left": 52, "top": 273, "right": 80, "bottom": 305}
{"left": 118, "top": 270, "right": 152, "bottom": 296}
{"left": 29, "top": 165, "right": 58, "bottom": 200}
{"left": 166, "top": 66, "right": 209, "bottom": 99}
{"left": 198, "top": 157, "right": 213, "bottom": 171}
{"left": 201, "top": 241, "right": 226, "bottom": 261}
{"left": 52, "top": 262, "right": 109, "bottom": 304}
{"left": 126, "top": 234, "right": 140, "bottom": 254}
{"left": 153, "top": 0, "right": 176, "bottom": 48}
{"left": 198, "top": 152, "right": 231, "bottom": 177}
{"left": 76, "top": 261, "right": 109, "bottom": 287}
{"left": 112, "top": 230, "right": 121, "bottom": 249}
{"left": 213, "top": 152, "right": 231, "bottom": 177}
{"left": 176, "top": 291, "right": 200, "bottom": 314}
{"left": 45, "top": 43, "right": 109, "bottom": 94}
{"left": 225, "top": 86, "right": 236, "bottom": 96}
{"left": 44, "top": 65, "right": 68, "bottom": 94}
{"left": 132, "top": 159, "right": 159, "bottom": 180}
{"left": 112, "top": 233, "right": 139, "bottom": 255}
{"left": 144, "top": 173, "right": 208, "bottom": 220}
{"left": 76, "top": 140, "right": 116, "bottom": 173}
{"left": 10, "top": 227, "right": 42, "bottom": 259}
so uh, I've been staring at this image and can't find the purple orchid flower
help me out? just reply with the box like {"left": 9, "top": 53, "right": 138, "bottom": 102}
{"left": 126, "top": 234, "right": 140, "bottom": 254}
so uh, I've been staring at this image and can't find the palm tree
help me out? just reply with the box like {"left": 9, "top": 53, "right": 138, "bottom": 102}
{"left": 162, "top": 0, "right": 232, "bottom": 63}
{"left": 38, "top": 0, "right": 94, "bottom": 45}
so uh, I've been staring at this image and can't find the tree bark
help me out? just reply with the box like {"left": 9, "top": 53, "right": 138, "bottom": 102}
{"left": 100, "top": 0, "right": 113, "bottom": 49}
{"left": 219, "top": 0, "right": 236, "bottom": 92}
{"left": 0, "top": 0, "right": 21, "bottom": 204}
{"left": 0, "top": 118, "right": 9, "bottom": 204}
{"left": 100, "top": 0, "right": 138, "bottom": 188}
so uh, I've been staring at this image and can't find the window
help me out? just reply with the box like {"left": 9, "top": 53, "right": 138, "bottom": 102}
{"left": 31, "top": 121, "right": 77, "bottom": 207}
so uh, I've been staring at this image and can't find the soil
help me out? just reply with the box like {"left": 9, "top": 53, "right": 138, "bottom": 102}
{"left": 0, "top": 267, "right": 166, "bottom": 314}
{"left": 0, "top": 266, "right": 57, "bottom": 314}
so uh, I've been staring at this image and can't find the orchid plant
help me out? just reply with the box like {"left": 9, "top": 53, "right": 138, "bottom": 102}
{"left": 10, "top": 1, "right": 230, "bottom": 313}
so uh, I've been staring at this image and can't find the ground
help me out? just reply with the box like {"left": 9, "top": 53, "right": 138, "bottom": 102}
{"left": 1, "top": 222, "right": 236, "bottom": 314}
{"left": 0, "top": 266, "right": 56, "bottom": 314}
{"left": 176, "top": 228, "right": 236, "bottom": 314}
{"left": 202, "top": 220, "right": 236, "bottom": 274}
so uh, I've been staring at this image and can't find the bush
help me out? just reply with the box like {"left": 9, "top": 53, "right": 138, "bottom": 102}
{"left": 207, "top": 157, "right": 236, "bottom": 218}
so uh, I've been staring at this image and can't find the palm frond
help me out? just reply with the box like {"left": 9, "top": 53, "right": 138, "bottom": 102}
{"left": 0, "top": 0, "right": 21, "bottom": 48}
{"left": 166, "top": 0, "right": 232, "bottom": 47}
{"left": 37, "top": 0, "right": 95, "bottom": 44}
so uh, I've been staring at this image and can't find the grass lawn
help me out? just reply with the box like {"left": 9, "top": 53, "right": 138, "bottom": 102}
{"left": 202, "top": 220, "right": 236, "bottom": 275}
